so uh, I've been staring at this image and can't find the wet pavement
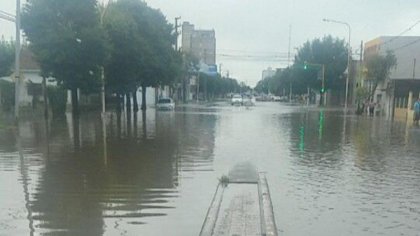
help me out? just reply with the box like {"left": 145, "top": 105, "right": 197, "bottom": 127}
{"left": 1, "top": 102, "right": 420, "bottom": 235}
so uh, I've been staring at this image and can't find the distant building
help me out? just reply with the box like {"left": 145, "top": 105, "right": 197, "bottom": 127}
{"left": 181, "top": 22, "right": 216, "bottom": 101}
{"left": 0, "top": 47, "right": 55, "bottom": 108}
{"left": 182, "top": 22, "right": 216, "bottom": 65}
{"left": 262, "top": 67, "right": 276, "bottom": 80}
{"left": 364, "top": 36, "right": 420, "bottom": 121}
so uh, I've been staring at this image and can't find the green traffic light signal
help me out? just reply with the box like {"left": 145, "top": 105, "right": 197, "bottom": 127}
{"left": 304, "top": 64, "right": 308, "bottom": 70}
{"left": 320, "top": 88, "right": 325, "bottom": 94}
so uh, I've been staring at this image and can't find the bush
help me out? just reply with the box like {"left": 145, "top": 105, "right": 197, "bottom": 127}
{"left": 47, "top": 86, "right": 67, "bottom": 118}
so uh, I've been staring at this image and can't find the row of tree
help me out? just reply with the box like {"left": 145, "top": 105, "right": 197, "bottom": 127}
{"left": 20, "top": 0, "right": 181, "bottom": 115}
{"left": 3, "top": 0, "right": 244, "bottom": 116}
{"left": 198, "top": 73, "right": 249, "bottom": 100}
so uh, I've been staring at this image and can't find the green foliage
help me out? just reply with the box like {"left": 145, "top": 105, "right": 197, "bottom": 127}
{"left": 199, "top": 74, "right": 243, "bottom": 98}
{"left": 47, "top": 86, "right": 67, "bottom": 118}
{"left": 0, "top": 39, "right": 14, "bottom": 77}
{"left": 0, "top": 80, "right": 15, "bottom": 111}
{"left": 104, "top": 0, "right": 179, "bottom": 95}
{"left": 355, "top": 87, "right": 369, "bottom": 102}
{"left": 255, "top": 35, "right": 348, "bottom": 96}
{"left": 21, "top": 0, "right": 108, "bottom": 94}
{"left": 294, "top": 35, "right": 348, "bottom": 90}
{"left": 365, "top": 51, "right": 397, "bottom": 98}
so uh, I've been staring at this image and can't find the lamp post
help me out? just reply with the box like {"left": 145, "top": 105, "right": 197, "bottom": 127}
{"left": 323, "top": 18, "right": 351, "bottom": 110}
{"left": 100, "top": 1, "right": 111, "bottom": 165}
{"left": 100, "top": 1, "right": 111, "bottom": 119}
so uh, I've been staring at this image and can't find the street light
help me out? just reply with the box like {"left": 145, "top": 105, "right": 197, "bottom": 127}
{"left": 100, "top": 1, "right": 111, "bottom": 165}
{"left": 100, "top": 1, "right": 111, "bottom": 119}
{"left": 323, "top": 18, "right": 351, "bottom": 110}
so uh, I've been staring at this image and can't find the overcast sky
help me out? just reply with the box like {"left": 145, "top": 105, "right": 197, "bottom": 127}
{"left": 1, "top": 0, "right": 420, "bottom": 86}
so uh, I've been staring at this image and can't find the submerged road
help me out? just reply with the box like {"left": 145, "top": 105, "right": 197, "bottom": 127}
{"left": 1, "top": 102, "right": 420, "bottom": 235}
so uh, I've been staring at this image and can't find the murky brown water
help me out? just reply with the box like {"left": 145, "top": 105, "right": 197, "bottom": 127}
{"left": 1, "top": 103, "right": 420, "bottom": 235}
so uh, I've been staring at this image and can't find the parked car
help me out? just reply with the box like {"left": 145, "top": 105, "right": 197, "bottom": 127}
{"left": 156, "top": 97, "right": 175, "bottom": 110}
{"left": 231, "top": 94, "right": 243, "bottom": 105}
{"left": 273, "top": 96, "right": 282, "bottom": 102}
{"left": 243, "top": 95, "right": 256, "bottom": 106}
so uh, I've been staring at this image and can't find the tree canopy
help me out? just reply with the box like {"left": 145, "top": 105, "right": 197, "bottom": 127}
{"left": 21, "top": 0, "right": 108, "bottom": 114}
{"left": 254, "top": 35, "right": 348, "bottom": 97}
{"left": 103, "top": 0, "right": 181, "bottom": 110}
{"left": 0, "top": 39, "right": 14, "bottom": 77}
{"left": 365, "top": 50, "right": 397, "bottom": 98}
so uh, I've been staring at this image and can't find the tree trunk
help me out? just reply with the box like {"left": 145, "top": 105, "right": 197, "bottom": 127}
{"left": 116, "top": 93, "right": 122, "bottom": 113}
{"left": 182, "top": 77, "right": 187, "bottom": 103}
{"left": 42, "top": 77, "right": 48, "bottom": 119}
{"left": 71, "top": 88, "right": 79, "bottom": 117}
{"left": 369, "top": 82, "right": 379, "bottom": 101}
{"left": 126, "top": 93, "right": 131, "bottom": 112}
{"left": 133, "top": 89, "right": 139, "bottom": 112}
{"left": 141, "top": 85, "right": 147, "bottom": 111}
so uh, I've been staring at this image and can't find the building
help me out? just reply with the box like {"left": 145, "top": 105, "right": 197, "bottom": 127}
{"left": 182, "top": 22, "right": 216, "bottom": 65}
{"left": 0, "top": 47, "right": 55, "bottom": 109}
{"left": 364, "top": 36, "right": 420, "bottom": 121}
{"left": 181, "top": 22, "right": 217, "bottom": 101}
{"left": 262, "top": 67, "right": 276, "bottom": 80}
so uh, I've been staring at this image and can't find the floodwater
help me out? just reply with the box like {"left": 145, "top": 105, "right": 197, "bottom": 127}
{"left": 1, "top": 103, "right": 420, "bottom": 236}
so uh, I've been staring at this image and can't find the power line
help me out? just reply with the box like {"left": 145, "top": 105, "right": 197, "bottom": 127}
{"left": 392, "top": 37, "right": 420, "bottom": 51}
{"left": 380, "top": 19, "right": 420, "bottom": 46}
{"left": 218, "top": 48, "right": 291, "bottom": 55}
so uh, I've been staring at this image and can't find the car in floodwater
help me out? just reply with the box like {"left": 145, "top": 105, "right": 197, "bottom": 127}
{"left": 243, "top": 95, "right": 256, "bottom": 106}
{"left": 156, "top": 97, "right": 175, "bottom": 110}
{"left": 231, "top": 94, "right": 243, "bottom": 106}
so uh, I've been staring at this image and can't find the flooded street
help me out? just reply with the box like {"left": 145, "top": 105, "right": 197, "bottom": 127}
{"left": 1, "top": 102, "right": 420, "bottom": 236}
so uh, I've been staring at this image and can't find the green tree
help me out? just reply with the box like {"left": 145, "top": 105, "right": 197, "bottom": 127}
{"left": 365, "top": 50, "right": 397, "bottom": 99}
{"left": 21, "top": 0, "right": 108, "bottom": 116}
{"left": 0, "top": 39, "right": 14, "bottom": 77}
{"left": 294, "top": 35, "right": 348, "bottom": 91}
{"left": 103, "top": 0, "right": 179, "bottom": 111}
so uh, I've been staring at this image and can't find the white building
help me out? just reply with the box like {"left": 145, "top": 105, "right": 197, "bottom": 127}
{"left": 0, "top": 48, "right": 55, "bottom": 109}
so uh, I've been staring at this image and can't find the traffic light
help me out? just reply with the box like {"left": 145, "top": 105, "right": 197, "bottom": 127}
{"left": 320, "top": 87, "right": 325, "bottom": 94}
{"left": 303, "top": 62, "right": 308, "bottom": 70}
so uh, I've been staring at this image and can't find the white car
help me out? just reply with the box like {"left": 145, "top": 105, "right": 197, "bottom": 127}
{"left": 243, "top": 96, "right": 256, "bottom": 106}
{"left": 156, "top": 98, "right": 175, "bottom": 110}
{"left": 231, "top": 94, "right": 243, "bottom": 105}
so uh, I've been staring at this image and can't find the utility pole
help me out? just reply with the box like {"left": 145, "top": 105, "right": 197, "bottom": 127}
{"left": 14, "top": 0, "right": 21, "bottom": 123}
{"left": 174, "top": 16, "right": 181, "bottom": 51}
{"left": 322, "top": 18, "right": 351, "bottom": 110}
{"left": 288, "top": 24, "right": 292, "bottom": 102}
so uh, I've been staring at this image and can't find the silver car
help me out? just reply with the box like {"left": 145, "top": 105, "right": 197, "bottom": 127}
{"left": 231, "top": 94, "right": 243, "bottom": 105}
{"left": 156, "top": 98, "right": 175, "bottom": 110}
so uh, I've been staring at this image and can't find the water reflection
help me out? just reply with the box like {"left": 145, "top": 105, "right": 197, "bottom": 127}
{"left": 1, "top": 104, "right": 420, "bottom": 235}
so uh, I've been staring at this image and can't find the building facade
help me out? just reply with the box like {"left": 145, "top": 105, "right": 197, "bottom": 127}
{"left": 364, "top": 36, "right": 420, "bottom": 121}
{"left": 181, "top": 22, "right": 216, "bottom": 101}
{"left": 182, "top": 22, "right": 216, "bottom": 65}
